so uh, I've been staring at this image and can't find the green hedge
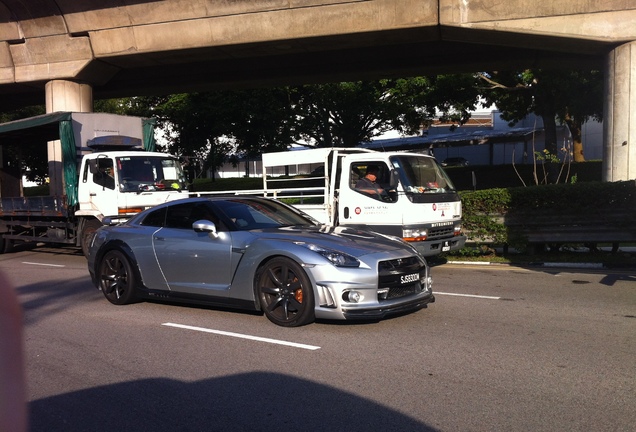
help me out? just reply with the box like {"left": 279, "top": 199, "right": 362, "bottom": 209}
{"left": 459, "top": 180, "right": 636, "bottom": 248}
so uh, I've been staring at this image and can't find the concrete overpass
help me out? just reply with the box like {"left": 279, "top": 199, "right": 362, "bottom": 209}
{"left": 0, "top": 0, "right": 635, "bottom": 181}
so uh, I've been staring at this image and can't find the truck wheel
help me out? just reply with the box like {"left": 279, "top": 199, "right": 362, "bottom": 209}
{"left": 0, "top": 236, "right": 13, "bottom": 254}
{"left": 81, "top": 219, "right": 103, "bottom": 257}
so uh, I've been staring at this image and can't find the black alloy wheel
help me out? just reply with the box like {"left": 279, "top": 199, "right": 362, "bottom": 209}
{"left": 256, "top": 257, "right": 315, "bottom": 327}
{"left": 98, "top": 249, "right": 138, "bottom": 305}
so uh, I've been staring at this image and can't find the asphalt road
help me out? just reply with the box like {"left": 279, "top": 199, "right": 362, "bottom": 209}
{"left": 3, "top": 245, "right": 635, "bottom": 432}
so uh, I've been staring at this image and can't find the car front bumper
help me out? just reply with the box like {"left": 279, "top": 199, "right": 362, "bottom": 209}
{"left": 313, "top": 287, "right": 435, "bottom": 321}
{"left": 340, "top": 292, "right": 435, "bottom": 320}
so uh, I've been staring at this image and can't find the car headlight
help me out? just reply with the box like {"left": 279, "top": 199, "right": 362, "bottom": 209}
{"left": 297, "top": 243, "right": 360, "bottom": 267}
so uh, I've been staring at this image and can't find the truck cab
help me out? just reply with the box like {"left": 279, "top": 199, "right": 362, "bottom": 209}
{"left": 335, "top": 151, "right": 465, "bottom": 256}
{"left": 0, "top": 112, "right": 188, "bottom": 256}
{"left": 77, "top": 151, "right": 187, "bottom": 223}
{"left": 261, "top": 148, "right": 466, "bottom": 257}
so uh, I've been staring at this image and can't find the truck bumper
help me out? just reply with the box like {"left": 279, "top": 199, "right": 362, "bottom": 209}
{"left": 412, "top": 235, "right": 466, "bottom": 257}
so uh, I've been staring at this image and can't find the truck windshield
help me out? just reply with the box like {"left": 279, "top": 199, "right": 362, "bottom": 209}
{"left": 390, "top": 155, "right": 456, "bottom": 194}
{"left": 116, "top": 156, "right": 187, "bottom": 192}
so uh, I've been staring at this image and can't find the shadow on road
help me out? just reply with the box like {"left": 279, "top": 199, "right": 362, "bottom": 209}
{"left": 29, "top": 372, "right": 438, "bottom": 431}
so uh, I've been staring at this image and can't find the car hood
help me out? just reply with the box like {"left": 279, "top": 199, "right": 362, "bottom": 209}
{"left": 247, "top": 225, "right": 414, "bottom": 257}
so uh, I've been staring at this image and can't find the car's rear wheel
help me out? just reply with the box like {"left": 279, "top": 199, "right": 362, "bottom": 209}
{"left": 97, "top": 249, "right": 138, "bottom": 305}
{"left": 255, "top": 257, "right": 315, "bottom": 327}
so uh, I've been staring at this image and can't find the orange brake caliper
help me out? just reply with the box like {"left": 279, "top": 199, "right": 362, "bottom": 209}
{"left": 293, "top": 277, "right": 303, "bottom": 303}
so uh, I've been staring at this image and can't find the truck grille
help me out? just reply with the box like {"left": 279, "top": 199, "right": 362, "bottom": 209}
{"left": 428, "top": 225, "right": 454, "bottom": 239}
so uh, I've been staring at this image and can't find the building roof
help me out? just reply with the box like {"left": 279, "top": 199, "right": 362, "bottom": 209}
{"left": 360, "top": 126, "right": 541, "bottom": 152}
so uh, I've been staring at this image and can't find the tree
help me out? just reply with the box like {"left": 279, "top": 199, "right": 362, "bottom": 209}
{"left": 556, "top": 70, "right": 603, "bottom": 162}
{"left": 478, "top": 69, "right": 603, "bottom": 163}
{"left": 215, "top": 88, "right": 297, "bottom": 159}
{"left": 101, "top": 76, "right": 482, "bottom": 174}
{"left": 153, "top": 93, "right": 233, "bottom": 178}
{"left": 290, "top": 80, "right": 411, "bottom": 147}
{"left": 289, "top": 76, "right": 481, "bottom": 147}
{"left": 0, "top": 105, "right": 48, "bottom": 184}
{"left": 113, "top": 90, "right": 297, "bottom": 178}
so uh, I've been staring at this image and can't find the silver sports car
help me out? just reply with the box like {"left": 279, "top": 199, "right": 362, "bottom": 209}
{"left": 87, "top": 196, "right": 434, "bottom": 327}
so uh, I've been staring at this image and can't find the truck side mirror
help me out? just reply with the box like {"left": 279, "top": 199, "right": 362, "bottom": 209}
{"left": 389, "top": 169, "right": 399, "bottom": 189}
{"left": 88, "top": 160, "right": 98, "bottom": 174}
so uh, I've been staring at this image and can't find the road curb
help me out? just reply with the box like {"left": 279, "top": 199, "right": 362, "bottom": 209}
{"left": 446, "top": 260, "right": 607, "bottom": 269}
{"left": 539, "top": 262, "right": 605, "bottom": 269}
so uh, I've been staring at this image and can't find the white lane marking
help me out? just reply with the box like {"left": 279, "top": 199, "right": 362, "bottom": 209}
{"left": 435, "top": 291, "right": 501, "bottom": 300}
{"left": 162, "top": 323, "right": 321, "bottom": 350}
{"left": 22, "top": 261, "right": 65, "bottom": 267}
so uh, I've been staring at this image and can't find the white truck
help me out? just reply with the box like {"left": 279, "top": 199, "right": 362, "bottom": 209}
{"left": 0, "top": 112, "right": 188, "bottom": 255}
{"left": 203, "top": 147, "right": 466, "bottom": 257}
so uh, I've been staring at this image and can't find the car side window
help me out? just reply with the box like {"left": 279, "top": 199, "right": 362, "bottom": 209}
{"left": 163, "top": 202, "right": 220, "bottom": 230}
{"left": 140, "top": 207, "right": 167, "bottom": 227}
{"left": 163, "top": 203, "right": 194, "bottom": 229}
{"left": 217, "top": 203, "right": 255, "bottom": 230}
{"left": 189, "top": 202, "right": 220, "bottom": 226}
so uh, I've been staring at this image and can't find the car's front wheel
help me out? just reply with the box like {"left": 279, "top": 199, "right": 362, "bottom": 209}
{"left": 255, "top": 257, "right": 315, "bottom": 327}
{"left": 97, "top": 249, "right": 138, "bottom": 305}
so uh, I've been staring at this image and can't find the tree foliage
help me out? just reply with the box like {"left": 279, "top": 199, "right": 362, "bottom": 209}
{"left": 0, "top": 105, "right": 47, "bottom": 183}
{"left": 113, "top": 76, "right": 481, "bottom": 176}
{"left": 290, "top": 79, "right": 428, "bottom": 147}
{"left": 289, "top": 75, "right": 481, "bottom": 147}
{"left": 478, "top": 69, "right": 603, "bottom": 162}
{"left": 139, "top": 90, "right": 296, "bottom": 178}
{"left": 2, "top": 69, "right": 599, "bottom": 184}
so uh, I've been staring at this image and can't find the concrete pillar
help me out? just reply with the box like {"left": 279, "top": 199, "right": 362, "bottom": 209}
{"left": 45, "top": 80, "right": 93, "bottom": 113}
{"left": 603, "top": 41, "right": 636, "bottom": 182}
{"left": 44, "top": 80, "right": 93, "bottom": 197}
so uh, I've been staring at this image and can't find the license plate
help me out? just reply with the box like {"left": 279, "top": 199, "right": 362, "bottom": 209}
{"left": 400, "top": 273, "right": 419, "bottom": 284}
{"left": 442, "top": 241, "right": 451, "bottom": 252}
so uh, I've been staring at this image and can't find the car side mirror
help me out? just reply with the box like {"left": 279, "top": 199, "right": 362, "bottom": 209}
{"left": 193, "top": 219, "right": 219, "bottom": 238}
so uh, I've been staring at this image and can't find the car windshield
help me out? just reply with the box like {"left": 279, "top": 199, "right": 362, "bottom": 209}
{"left": 212, "top": 198, "right": 315, "bottom": 230}
{"left": 116, "top": 156, "right": 187, "bottom": 192}
{"left": 390, "top": 155, "right": 456, "bottom": 193}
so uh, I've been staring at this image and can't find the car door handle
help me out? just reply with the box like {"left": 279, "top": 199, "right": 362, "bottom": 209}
{"left": 154, "top": 236, "right": 165, "bottom": 241}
